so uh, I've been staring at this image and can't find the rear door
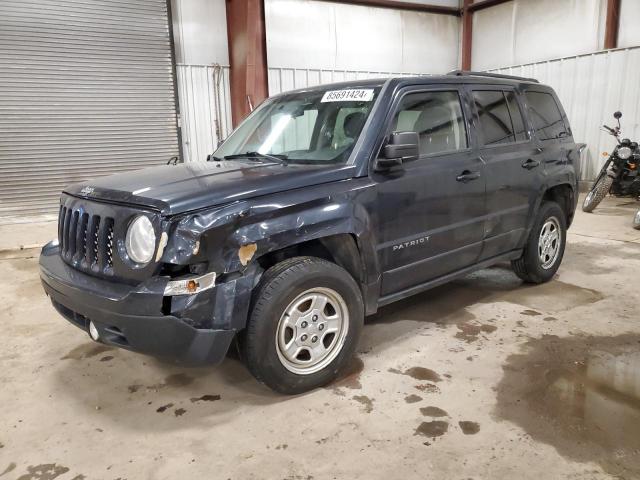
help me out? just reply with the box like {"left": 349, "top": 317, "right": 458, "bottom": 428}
{"left": 522, "top": 89, "right": 577, "bottom": 189}
{"left": 468, "top": 86, "right": 544, "bottom": 259}
{"left": 371, "top": 86, "right": 486, "bottom": 297}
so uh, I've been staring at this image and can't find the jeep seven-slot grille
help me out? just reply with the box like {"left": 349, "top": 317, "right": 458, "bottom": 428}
{"left": 58, "top": 205, "right": 115, "bottom": 275}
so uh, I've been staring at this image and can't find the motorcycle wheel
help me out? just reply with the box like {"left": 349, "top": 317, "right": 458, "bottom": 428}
{"left": 582, "top": 175, "right": 614, "bottom": 213}
{"left": 633, "top": 209, "right": 640, "bottom": 230}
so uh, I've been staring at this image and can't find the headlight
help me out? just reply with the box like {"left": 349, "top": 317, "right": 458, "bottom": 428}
{"left": 125, "top": 215, "right": 156, "bottom": 264}
{"left": 618, "top": 146, "right": 632, "bottom": 160}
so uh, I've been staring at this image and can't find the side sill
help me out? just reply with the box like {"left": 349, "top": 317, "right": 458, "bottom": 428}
{"left": 376, "top": 249, "right": 523, "bottom": 308}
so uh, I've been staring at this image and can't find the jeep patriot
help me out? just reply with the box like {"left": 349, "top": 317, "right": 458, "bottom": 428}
{"left": 40, "top": 71, "right": 579, "bottom": 394}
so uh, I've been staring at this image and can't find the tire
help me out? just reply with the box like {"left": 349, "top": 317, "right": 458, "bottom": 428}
{"left": 582, "top": 175, "right": 613, "bottom": 212}
{"left": 240, "top": 256, "right": 364, "bottom": 395}
{"left": 511, "top": 201, "right": 567, "bottom": 284}
{"left": 633, "top": 209, "right": 640, "bottom": 230}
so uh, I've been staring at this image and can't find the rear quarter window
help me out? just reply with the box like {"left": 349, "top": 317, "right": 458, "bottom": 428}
{"left": 524, "top": 91, "right": 568, "bottom": 141}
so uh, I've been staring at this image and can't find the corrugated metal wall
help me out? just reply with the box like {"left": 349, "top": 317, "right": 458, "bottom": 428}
{"left": 268, "top": 67, "right": 424, "bottom": 96}
{"left": 176, "top": 64, "right": 232, "bottom": 162}
{"left": 0, "top": 0, "right": 180, "bottom": 218}
{"left": 489, "top": 46, "right": 640, "bottom": 181}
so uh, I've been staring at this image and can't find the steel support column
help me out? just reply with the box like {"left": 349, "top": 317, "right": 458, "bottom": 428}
{"left": 226, "top": 0, "right": 269, "bottom": 127}
{"left": 461, "top": 0, "right": 473, "bottom": 70}
{"left": 604, "top": 0, "right": 620, "bottom": 50}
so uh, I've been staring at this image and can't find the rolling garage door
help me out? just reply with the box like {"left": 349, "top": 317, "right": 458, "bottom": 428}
{"left": 0, "top": 0, "right": 180, "bottom": 218}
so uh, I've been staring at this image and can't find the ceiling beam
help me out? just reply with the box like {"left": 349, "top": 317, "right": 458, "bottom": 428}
{"left": 468, "top": 0, "right": 513, "bottom": 12}
{"left": 314, "top": 0, "right": 460, "bottom": 16}
{"left": 604, "top": 0, "right": 620, "bottom": 49}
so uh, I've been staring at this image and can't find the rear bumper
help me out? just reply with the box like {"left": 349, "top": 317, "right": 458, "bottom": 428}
{"left": 39, "top": 242, "right": 252, "bottom": 365}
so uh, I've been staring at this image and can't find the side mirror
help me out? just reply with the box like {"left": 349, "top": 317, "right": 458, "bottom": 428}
{"left": 614, "top": 111, "right": 622, "bottom": 119}
{"left": 375, "top": 131, "right": 420, "bottom": 172}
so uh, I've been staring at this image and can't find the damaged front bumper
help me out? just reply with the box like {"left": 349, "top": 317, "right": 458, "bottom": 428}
{"left": 39, "top": 242, "right": 256, "bottom": 365}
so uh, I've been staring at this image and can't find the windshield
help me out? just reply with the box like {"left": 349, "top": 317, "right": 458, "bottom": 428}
{"left": 214, "top": 87, "right": 382, "bottom": 165}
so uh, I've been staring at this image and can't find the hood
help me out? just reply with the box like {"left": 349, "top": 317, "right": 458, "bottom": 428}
{"left": 64, "top": 161, "right": 357, "bottom": 215}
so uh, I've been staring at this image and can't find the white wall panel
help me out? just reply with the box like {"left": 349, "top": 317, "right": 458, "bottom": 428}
{"left": 176, "top": 65, "right": 232, "bottom": 163}
{"left": 489, "top": 47, "right": 640, "bottom": 181}
{"left": 172, "top": 0, "right": 231, "bottom": 163}
{"left": 265, "top": 0, "right": 459, "bottom": 73}
{"left": 171, "top": 0, "right": 229, "bottom": 65}
{"left": 619, "top": 0, "right": 640, "bottom": 48}
{"left": 472, "top": 1, "right": 515, "bottom": 71}
{"left": 473, "top": 0, "right": 606, "bottom": 71}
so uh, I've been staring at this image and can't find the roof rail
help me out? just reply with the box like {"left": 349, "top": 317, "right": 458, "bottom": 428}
{"left": 447, "top": 70, "right": 539, "bottom": 84}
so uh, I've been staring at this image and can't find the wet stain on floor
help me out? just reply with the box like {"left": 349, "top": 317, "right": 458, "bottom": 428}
{"left": 330, "top": 357, "right": 364, "bottom": 390}
{"left": 0, "top": 463, "right": 16, "bottom": 477}
{"left": 404, "top": 394, "right": 422, "bottom": 404}
{"left": 61, "top": 343, "right": 113, "bottom": 360}
{"left": 148, "top": 373, "right": 194, "bottom": 390}
{"left": 389, "top": 367, "right": 441, "bottom": 382}
{"left": 190, "top": 394, "right": 221, "bottom": 403}
{"left": 128, "top": 384, "right": 142, "bottom": 394}
{"left": 414, "top": 421, "right": 449, "bottom": 438}
{"left": 496, "top": 333, "right": 640, "bottom": 478}
{"left": 455, "top": 322, "right": 498, "bottom": 343}
{"left": 352, "top": 395, "right": 374, "bottom": 413}
{"left": 420, "top": 406, "right": 448, "bottom": 417}
{"left": 156, "top": 403, "right": 174, "bottom": 413}
{"left": 15, "top": 464, "right": 69, "bottom": 480}
{"left": 414, "top": 383, "right": 440, "bottom": 394}
{"left": 491, "top": 279, "right": 604, "bottom": 313}
{"left": 458, "top": 421, "right": 480, "bottom": 435}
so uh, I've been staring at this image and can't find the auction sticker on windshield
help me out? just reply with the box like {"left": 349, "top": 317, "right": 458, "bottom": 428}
{"left": 321, "top": 89, "right": 374, "bottom": 102}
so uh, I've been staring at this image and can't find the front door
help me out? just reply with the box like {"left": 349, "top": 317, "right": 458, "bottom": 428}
{"left": 371, "top": 87, "right": 486, "bottom": 298}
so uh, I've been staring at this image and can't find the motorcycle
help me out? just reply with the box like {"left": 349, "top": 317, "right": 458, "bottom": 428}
{"left": 582, "top": 111, "right": 640, "bottom": 214}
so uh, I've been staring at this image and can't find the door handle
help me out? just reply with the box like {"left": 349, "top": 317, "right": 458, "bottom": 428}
{"left": 522, "top": 159, "right": 540, "bottom": 170}
{"left": 456, "top": 170, "right": 481, "bottom": 183}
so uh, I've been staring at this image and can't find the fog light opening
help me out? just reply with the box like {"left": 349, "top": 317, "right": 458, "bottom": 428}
{"left": 88, "top": 321, "right": 100, "bottom": 341}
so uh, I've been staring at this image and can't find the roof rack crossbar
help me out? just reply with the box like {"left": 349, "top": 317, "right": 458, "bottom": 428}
{"left": 447, "top": 70, "right": 539, "bottom": 83}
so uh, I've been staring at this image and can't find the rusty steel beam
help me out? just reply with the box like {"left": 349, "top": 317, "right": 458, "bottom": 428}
{"left": 604, "top": 0, "right": 620, "bottom": 49}
{"left": 226, "top": 0, "right": 269, "bottom": 127}
{"left": 461, "top": 0, "right": 473, "bottom": 70}
{"left": 315, "top": 0, "right": 460, "bottom": 16}
{"left": 468, "top": 0, "right": 512, "bottom": 12}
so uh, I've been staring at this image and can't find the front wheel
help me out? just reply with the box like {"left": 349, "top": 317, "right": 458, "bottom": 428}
{"left": 512, "top": 201, "right": 567, "bottom": 284}
{"left": 582, "top": 174, "right": 613, "bottom": 212}
{"left": 240, "top": 256, "right": 364, "bottom": 394}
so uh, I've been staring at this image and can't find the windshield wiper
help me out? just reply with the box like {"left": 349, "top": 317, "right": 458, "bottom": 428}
{"left": 223, "top": 151, "right": 288, "bottom": 165}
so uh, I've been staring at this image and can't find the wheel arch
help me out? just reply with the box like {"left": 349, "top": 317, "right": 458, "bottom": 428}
{"left": 542, "top": 182, "right": 576, "bottom": 226}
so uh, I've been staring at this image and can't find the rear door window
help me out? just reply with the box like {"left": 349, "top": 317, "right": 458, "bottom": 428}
{"left": 524, "top": 91, "right": 567, "bottom": 140}
{"left": 472, "top": 91, "right": 516, "bottom": 146}
{"left": 505, "top": 91, "right": 527, "bottom": 142}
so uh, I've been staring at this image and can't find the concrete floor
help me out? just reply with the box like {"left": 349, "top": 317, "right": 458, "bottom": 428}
{"left": 1, "top": 196, "right": 640, "bottom": 480}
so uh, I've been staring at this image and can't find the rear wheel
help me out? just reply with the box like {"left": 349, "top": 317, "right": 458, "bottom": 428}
{"left": 240, "top": 256, "right": 364, "bottom": 394}
{"left": 633, "top": 209, "right": 640, "bottom": 230}
{"left": 512, "top": 201, "right": 566, "bottom": 284}
{"left": 582, "top": 174, "right": 613, "bottom": 212}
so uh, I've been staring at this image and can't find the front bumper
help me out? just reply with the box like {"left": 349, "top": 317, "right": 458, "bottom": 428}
{"left": 39, "top": 243, "right": 253, "bottom": 365}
